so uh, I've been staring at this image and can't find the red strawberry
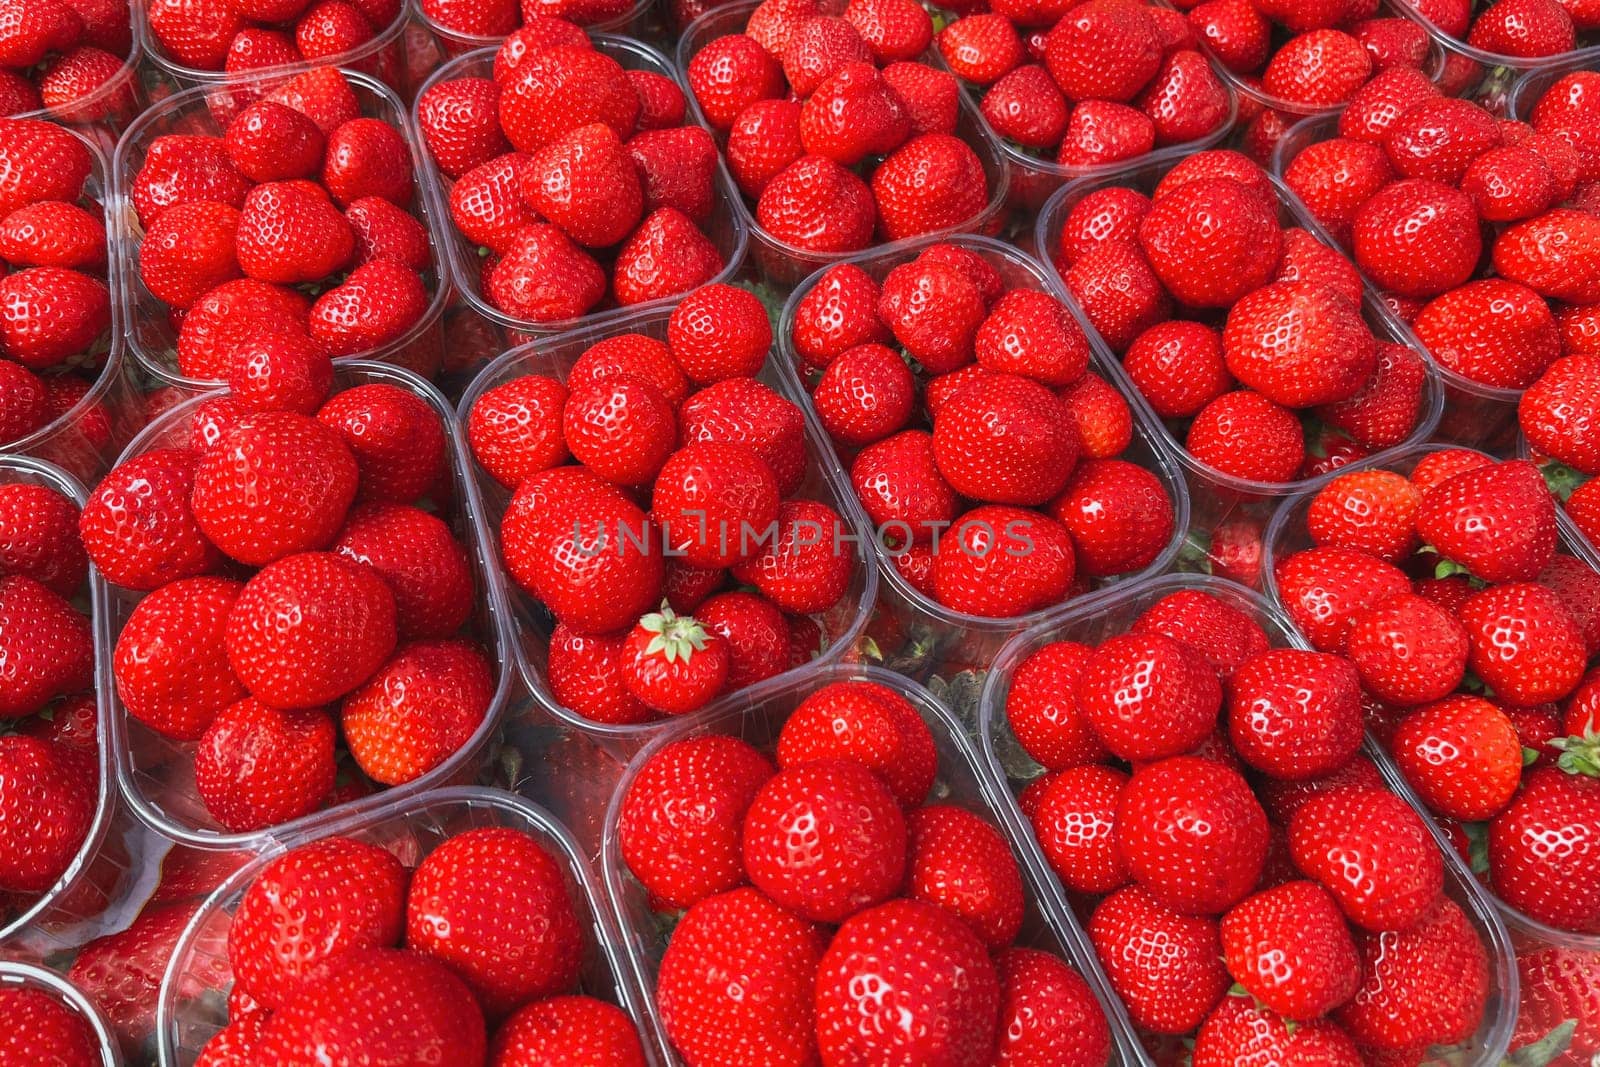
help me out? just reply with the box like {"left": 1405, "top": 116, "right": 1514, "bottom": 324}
{"left": 1275, "top": 545, "right": 1411, "bottom": 651}
{"left": 1222, "top": 880, "right": 1360, "bottom": 1019}
{"left": 931, "top": 504, "right": 1077, "bottom": 617}
{"left": 1262, "top": 29, "right": 1371, "bottom": 107}
{"left": 1088, "top": 885, "right": 1229, "bottom": 1034}
{"left": 341, "top": 637, "right": 494, "bottom": 785}
{"left": 725, "top": 98, "right": 804, "bottom": 197}
{"left": 0, "top": 985, "right": 101, "bottom": 1065}
{"left": 138, "top": 200, "right": 242, "bottom": 312}
{"left": 256, "top": 949, "right": 485, "bottom": 1064}
{"left": 315, "top": 382, "right": 446, "bottom": 505}
{"left": 729, "top": 498, "right": 852, "bottom": 613}
{"left": 799, "top": 61, "right": 910, "bottom": 166}
{"left": 308, "top": 259, "right": 428, "bottom": 356}
{"left": 687, "top": 34, "right": 785, "bottom": 130}
{"left": 871, "top": 133, "right": 988, "bottom": 242}
{"left": 1511, "top": 946, "right": 1600, "bottom": 1061}
{"left": 1077, "top": 633, "right": 1220, "bottom": 761}
{"left": 757, "top": 154, "right": 875, "bottom": 254}
{"left": 499, "top": 44, "right": 638, "bottom": 152}
{"left": 1055, "top": 100, "right": 1155, "bottom": 168}
{"left": 1345, "top": 591, "right": 1468, "bottom": 707}
{"left": 227, "top": 837, "right": 406, "bottom": 1009}
{"left": 322, "top": 118, "right": 412, "bottom": 209}
{"left": 1044, "top": 0, "right": 1160, "bottom": 101}
{"left": 449, "top": 153, "right": 536, "bottom": 254}
{"left": 939, "top": 12, "right": 1022, "bottom": 84}
{"left": 1194, "top": 995, "right": 1364, "bottom": 1065}
{"left": 1029, "top": 763, "right": 1128, "bottom": 894}
{"left": 423, "top": 0, "right": 517, "bottom": 36}
{"left": 332, "top": 503, "right": 471, "bottom": 640}
{"left": 226, "top": 327, "right": 332, "bottom": 415}
{"left": 665, "top": 283, "right": 771, "bottom": 384}
{"left": 619, "top": 603, "right": 730, "bottom": 715}
{"left": 546, "top": 622, "right": 651, "bottom": 725}
{"left": 1491, "top": 767, "right": 1600, "bottom": 932}
{"left": 1138, "top": 178, "right": 1280, "bottom": 309}
{"left": 1307, "top": 468, "right": 1419, "bottom": 562}
{"left": 485, "top": 222, "right": 606, "bottom": 321}
{"left": 626, "top": 126, "right": 717, "bottom": 223}
{"left": 0, "top": 200, "right": 104, "bottom": 271}
{"left": 0, "top": 267, "right": 108, "bottom": 369}
{"left": 1315, "top": 341, "right": 1426, "bottom": 451}
{"left": 1185, "top": 390, "right": 1307, "bottom": 484}
{"left": 612, "top": 207, "right": 724, "bottom": 306}
{"left": 406, "top": 826, "right": 580, "bottom": 1015}
{"left": 630, "top": 69, "right": 686, "bottom": 129}
{"left": 1392, "top": 694, "right": 1522, "bottom": 823}
{"left": 657, "top": 888, "right": 823, "bottom": 1066}
{"left": 775, "top": 679, "right": 936, "bottom": 806}
{"left": 1415, "top": 459, "right": 1557, "bottom": 584}
{"left": 225, "top": 100, "right": 325, "bottom": 184}
{"left": 1227, "top": 648, "right": 1363, "bottom": 780}
{"left": 0, "top": 734, "right": 94, "bottom": 892}
{"left": 904, "top": 803, "right": 1024, "bottom": 947}
{"left": 490, "top": 996, "right": 646, "bottom": 1066}
{"left": 1336, "top": 899, "right": 1489, "bottom": 1050}
{"left": 782, "top": 15, "right": 872, "bottom": 97}
{"left": 994, "top": 947, "right": 1111, "bottom": 1067}
{"left": 235, "top": 180, "right": 355, "bottom": 285}
{"left": 69, "top": 901, "right": 222, "bottom": 1055}
{"left": 1460, "top": 581, "right": 1586, "bottom": 706}
{"left": 932, "top": 372, "right": 1079, "bottom": 505}
{"left": 176, "top": 278, "right": 310, "bottom": 380}
{"left": 111, "top": 576, "right": 244, "bottom": 741}
{"left": 524, "top": 123, "right": 642, "bottom": 249}
{"left": 0, "top": 571, "right": 90, "bottom": 720}
{"left": 416, "top": 77, "right": 507, "bottom": 180}
{"left": 815, "top": 897, "right": 1000, "bottom": 1064}
{"left": 0, "top": 483, "right": 85, "bottom": 597}
{"left": 1469, "top": 0, "right": 1575, "bottom": 55}
{"left": 130, "top": 134, "right": 248, "bottom": 226}
{"left": 0, "top": 119, "right": 90, "bottom": 220}
{"left": 1288, "top": 787, "right": 1443, "bottom": 931}
{"left": 195, "top": 699, "right": 336, "bottom": 832}
{"left": 1223, "top": 282, "right": 1376, "bottom": 409}
{"left": 1004, "top": 639, "right": 1104, "bottom": 770}
{"left": 1415, "top": 278, "right": 1561, "bottom": 390}
{"left": 742, "top": 759, "right": 905, "bottom": 922}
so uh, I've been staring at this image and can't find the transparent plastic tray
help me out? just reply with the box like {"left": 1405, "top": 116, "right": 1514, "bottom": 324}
{"left": 772, "top": 233, "right": 1190, "bottom": 679}
{"left": 411, "top": 39, "right": 748, "bottom": 353}
{"left": 0, "top": 456, "right": 138, "bottom": 957}
{"left": 1261, "top": 443, "right": 1600, "bottom": 968}
{"left": 132, "top": 0, "right": 421, "bottom": 100}
{"left": 977, "top": 572, "right": 1519, "bottom": 1066}
{"left": 110, "top": 66, "right": 451, "bottom": 394}
{"left": 455, "top": 304, "right": 879, "bottom": 760}
{"left": 0, "top": 960, "right": 122, "bottom": 1065}
{"left": 0, "top": 123, "right": 142, "bottom": 484}
{"left": 1517, "top": 432, "right": 1600, "bottom": 571}
{"left": 157, "top": 786, "right": 642, "bottom": 1066}
{"left": 1508, "top": 48, "right": 1600, "bottom": 118}
{"left": 600, "top": 660, "right": 1136, "bottom": 1067}
{"left": 98, "top": 360, "right": 516, "bottom": 852}
{"left": 677, "top": 0, "right": 1011, "bottom": 288}
{"left": 415, "top": 0, "right": 657, "bottom": 57}
{"left": 1271, "top": 112, "right": 1529, "bottom": 453}
{"left": 11, "top": 0, "right": 147, "bottom": 147}
{"left": 1034, "top": 154, "right": 1446, "bottom": 560}
{"left": 1389, "top": 0, "right": 1600, "bottom": 107}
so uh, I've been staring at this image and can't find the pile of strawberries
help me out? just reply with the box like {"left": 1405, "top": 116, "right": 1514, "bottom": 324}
{"left": 3, "top": 980, "right": 105, "bottom": 1062}
{"left": 128, "top": 67, "right": 439, "bottom": 386}
{"left": 0, "top": 477, "right": 97, "bottom": 927}
{"left": 85, "top": 376, "right": 496, "bottom": 835}
{"left": 619, "top": 677, "right": 1115, "bottom": 1066}
{"left": 1051, "top": 149, "right": 1429, "bottom": 484}
{"left": 421, "top": 0, "right": 638, "bottom": 39}
{"left": 788, "top": 240, "right": 1177, "bottom": 619}
{"left": 0, "top": 0, "right": 134, "bottom": 122}
{"left": 685, "top": 0, "right": 995, "bottom": 254}
{"left": 1006, "top": 585, "right": 1493, "bottom": 1059}
{"left": 1274, "top": 453, "right": 1600, "bottom": 938}
{"left": 1406, "top": 0, "right": 1595, "bottom": 58}
{"left": 935, "top": 0, "right": 1230, "bottom": 172}
{"left": 1284, "top": 70, "right": 1597, "bottom": 411}
{"left": 467, "top": 282, "right": 857, "bottom": 724}
{"left": 0, "top": 119, "right": 113, "bottom": 453}
{"left": 144, "top": 0, "right": 402, "bottom": 75}
{"left": 416, "top": 21, "right": 728, "bottom": 325}
{"left": 191, "top": 826, "right": 645, "bottom": 1062}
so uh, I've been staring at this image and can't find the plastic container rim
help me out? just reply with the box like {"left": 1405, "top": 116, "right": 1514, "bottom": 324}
{"left": 0, "top": 959, "right": 124, "bottom": 1066}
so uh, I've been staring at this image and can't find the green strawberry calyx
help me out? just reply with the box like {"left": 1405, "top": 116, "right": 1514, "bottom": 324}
{"left": 1550, "top": 730, "right": 1600, "bottom": 779}
{"left": 639, "top": 601, "right": 711, "bottom": 665}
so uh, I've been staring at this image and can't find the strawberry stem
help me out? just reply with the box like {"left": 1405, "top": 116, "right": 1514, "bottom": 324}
{"left": 639, "top": 601, "right": 710, "bottom": 665}
{"left": 1550, "top": 731, "right": 1600, "bottom": 779}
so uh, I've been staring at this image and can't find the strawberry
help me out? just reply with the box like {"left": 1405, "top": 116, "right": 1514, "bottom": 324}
{"left": 129, "top": 134, "right": 248, "bottom": 227}
{"left": 871, "top": 133, "right": 989, "bottom": 242}
{"left": 406, "top": 826, "right": 580, "bottom": 1015}
{"left": 523, "top": 123, "right": 642, "bottom": 249}
{"left": 1419, "top": 279, "right": 1563, "bottom": 390}
{"left": 1185, "top": 389, "right": 1306, "bottom": 484}
{"left": 0, "top": 482, "right": 85, "bottom": 597}
{"left": 224, "top": 27, "right": 299, "bottom": 75}
{"left": 308, "top": 259, "right": 428, "bottom": 357}
{"left": 1223, "top": 282, "right": 1376, "bottom": 409}
{"left": 1284, "top": 138, "right": 1394, "bottom": 245}
{"left": 1139, "top": 49, "right": 1230, "bottom": 145}
{"left": 176, "top": 278, "right": 311, "bottom": 380}
{"left": 658, "top": 887, "right": 823, "bottom": 1065}
{"left": 729, "top": 498, "right": 852, "bottom": 613}
{"left": 225, "top": 551, "right": 397, "bottom": 708}
{"left": 1194, "top": 996, "right": 1363, "bottom": 1065}
{"left": 228, "top": 837, "right": 406, "bottom": 1009}
{"left": 775, "top": 680, "right": 936, "bottom": 807}
{"left": 1133, "top": 588, "right": 1270, "bottom": 679}
{"left": 1415, "top": 459, "right": 1557, "bottom": 584}
{"left": 1491, "top": 767, "right": 1600, "bottom": 932}
{"left": 0, "top": 119, "right": 90, "bottom": 220}
{"left": 315, "top": 383, "right": 446, "bottom": 505}
{"left": 939, "top": 13, "right": 1022, "bottom": 84}
{"left": 1522, "top": 356, "right": 1600, "bottom": 474}
{"left": 619, "top": 602, "right": 730, "bottom": 715}
{"left": 1222, "top": 880, "right": 1360, "bottom": 1019}
{"left": 982, "top": 64, "right": 1069, "bottom": 149}
{"left": 1044, "top": 0, "right": 1160, "bottom": 102}
{"left": 333, "top": 504, "right": 471, "bottom": 640}
{"left": 725, "top": 98, "right": 804, "bottom": 197}
{"left": 1345, "top": 592, "right": 1468, "bottom": 707}
{"left": 1463, "top": 145, "right": 1560, "bottom": 223}
{"left": 1460, "top": 581, "right": 1586, "bottom": 706}
{"left": 1288, "top": 787, "right": 1443, "bottom": 931}
{"left": 932, "top": 372, "right": 1079, "bottom": 505}
{"left": 490, "top": 997, "right": 646, "bottom": 1065}
{"left": 1138, "top": 177, "right": 1280, "bottom": 309}
{"left": 687, "top": 34, "right": 785, "bottom": 131}
{"left": 224, "top": 101, "right": 325, "bottom": 186}
{"left": 486, "top": 222, "right": 607, "bottom": 321}
{"left": 1029, "top": 763, "right": 1128, "bottom": 894}
{"left": 226, "top": 327, "right": 332, "bottom": 415}
{"left": 666, "top": 284, "right": 771, "bottom": 384}
{"left": 1262, "top": 29, "right": 1372, "bottom": 107}
{"left": 811, "top": 343, "right": 913, "bottom": 446}
{"left": 627, "top": 126, "right": 718, "bottom": 223}
{"left": 1306, "top": 469, "right": 1419, "bottom": 563}
{"left": 904, "top": 803, "right": 1024, "bottom": 947}
{"left": 931, "top": 504, "right": 1077, "bottom": 617}
{"left": 1495, "top": 209, "right": 1600, "bottom": 306}
{"left": 612, "top": 207, "right": 725, "bottom": 305}
{"left": 70, "top": 901, "right": 222, "bottom": 1056}
{"left": 630, "top": 69, "right": 687, "bottom": 130}
{"left": 1315, "top": 341, "right": 1426, "bottom": 451}
{"left": 341, "top": 638, "right": 494, "bottom": 784}
{"left": 449, "top": 153, "right": 537, "bottom": 255}
{"left": 1469, "top": 0, "right": 1575, "bottom": 55}
{"left": 0, "top": 363, "right": 45, "bottom": 444}
{"left": 1056, "top": 187, "right": 1150, "bottom": 265}
{"left": 782, "top": 15, "right": 872, "bottom": 96}
{"left": 562, "top": 373, "right": 676, "bottom": 487}
{"left": 757, "top": 154, "right": 875, "bottom": 254}
{"left": 878, "top": 256, "right": 984, "bottom": 373}
{"left": 422, "top": 0, "right": 516, "bottom": 36}
{"left": 1393, "top": 694, "right": 1522, "bottom": 822}
{"left": 0, "top": 571, "right": 90, "bottom": 719}
{"left": 815, "top": 897, "right": 1000, "bottom": 1063}
{"left": 1088, "top": 885, "right": 1229, "bottom": 1034}
{"left": 321, "top": 118, "right": 411, "bottom": 209}
{"left": 696, "top": 591, "right": 788, "bottom": 690}
{"left": 234, "top": 180, "right": 355, "bottom": 285}
{"left": 1076, "top": 632, "right": 1220, "bottom": 761}
{"left": 415, "top": 78, "right": 506, "bottom": 181}
{"left": 1122, "top": 320, "right": 1230, "bottom": 419}
{"left": 502, "top": 43, "right": 639, "bottom": 154}
{"left": 1335, "top": 899, "right": 1489, "bottom": 1050}
{"left": 1055, "top": 100, "right": 1155, "bottom": 168}
{"left": 1275, "top": 545, "right": 1411, "bottom": 651}
{"left": 0, "top": 986, "right": 101, "bottom": 1066}
{"left": 1512, "top": 946, "right": 1600, "bottom": 1061}
{"left": 111, "top": 576, "right": 244, "bottom": 741}
{"left": 0, "top": 266, "right": 108, "bottom": 370}
{"left": 573, "top": 333, "right": 689, "bottom": 406}
{"left": 195, "top": 699, "right": 336, "bottom": 832}
{"left": 1410, "top": 447, "right": 1494, "bottom": 493}
{"left": 1227, "top": 648, "right": 1362, "bottom": 780}
{"left": 0, "top": 200, "right": 104, "bottom": 271}
{"left": 256, "top": 949, "right": 485, "bottom": 1064}
{"left": 799, "top": 62, "right": 910, "bottom": 167}
{"left": 0, "top": 734, "right": 93, "bottom": 892}
{"left": 680, "top": 377, "right": 807, "bottom": 495}
{"left": 546, "top": 623, "right": 651, "bottom": 725}
{"left": 994, "top": 948, "right": 1111, "bottom": 1067}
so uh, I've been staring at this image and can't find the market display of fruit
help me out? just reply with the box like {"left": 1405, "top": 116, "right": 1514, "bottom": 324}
{"left": 0, "top": 0, "right": 140, "bottom": 126}
{"left": 609, "top": 668, "right": 1116, "bottom": 1067}
{"left": 3, "top": 9, "right": 1600, "bottom": 1067}
{"left": 781, "top": 236, "right": 1181, "bottom": 623}
{"left": 117, "top": 66, "right": 447, "bottom": 388}
{"left": 680, "top": 0, "right": 1003, "bottom": 280}
{"left": 986, "top": 575, "right": 1508, "bottom": 1062}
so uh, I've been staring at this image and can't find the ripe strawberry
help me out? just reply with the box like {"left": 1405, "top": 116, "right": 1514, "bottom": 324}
{"left": 666, "top": 283, "right": 771, "bottom": 384}
{"left": 1392, "top": 694, "right": 1522, "bottom": 823}
{"left": 131, "top": 135, "right": 248, "bottom": 228}
{"left": 0, "top": 266, "right": 108, "bottom": 370}
{"left": 654, "top": 444, "right": 780, "bottom": 569}
{"left": 757, "top": 154, "right": 875, "bottom": 254}
{"left": 1048, "top": 458, "right": 1172, "bottom": 577}
{"left": 1344, "top": 592, "right": 1468, "bottom": 707}
{"left": 1076, "top": 632, "right": 1220, "bottom": 761}
{"left": 1460, "top": 581, "right": 1586, "bottom": 706}
{"left": 1222, "top": 282, "right": 1376, "bottom": 409}
{"left": 1415, "top": 459, "right": 1557, "bottom": 584}
{"left": 1222, "top": 880, "right": 1360, "bottom": 1019}
{"left": 1511, "top": 946, "right": 1600, "bottom": 1061}
{"left": 775, "top": 680, "right": 935, "bottom": 807}
{"left": 1522, "top": 356, "right": 1600, "bottom": 474}
{"left": 195, "top": 699, "right": 335, "bottom": 832}
{"left": 1194, "top": 995, "right": 1364, "bottom": 1065}
{"left": 228, "top": 837, "right": 406, "bottom": 1009}
{"left": 1028, "top": 763, "right": 1128, "bottom": 894}
{"left": 931, "top": 504, "right": 1076, "bottom": 617}
{"left": 422, "top": 0, "right": 516, "bottom": 36}
{"left": 308, "top": 259, "right": 428, "bottom": 357}
{"left": 1227, "top": 648, "right": 1362, "bottom": 780}
{"left": 490, "top": 996, "right": 646, "bottom": 1066}
{"left": 810, "top": 343, "right": 912, "bottom": 446}
{"left": 1185, "top": 390, "right": 1306, "bottom": 484}
{"left": 613, "top": 207, "right": 725, "bottom": 306}
{"left": 1122, "top": 320, "right": 1229, "bottom": 418}
{"left": 1469, "top": 0, "right": 1575, "bottom": 54}
{"left": 500, "top": 43, "right": 639, "bottom": 151}
{"left": 627, "top": 126, "right": 718, "bottom": 223}
{"left": 0, "top": 200, "right": 104, "bottom": 271}
{"left": 0, "top": 985, "right": 101, "bottom": 1066}
{"left": 619, "top": 603, "right": 730, "bottom": 715}
{"left": 872, "top": 133, "right": 989, "bottom": 242}
{"left": 696, "top": 591, "right": 788, "bottom": 690}
{"left": 1419, "top": 279, "right": 1562, "bottom": 389}
{"left": 562, "top": 373, "right": 675, "bottom": 487}
{"left": 1495, "top": 208, "right": 1600, "bottom": 306}
{"left": 680, "top": 377, "right": 807, "bottom": 495}
{"left": 1336, "top": 899, "right": 1489, "bottom": 1050}
{"left": 523, "top": 123, "right": 642, "bottom": 249}
{"left": 256, "top": 949, "right": 485, "bottom": 1064}
{"left": 1306, "top": 469, "right": 1419, "bottom": 563}
{"left": 485, "top": 222, "right": 607, "bottom": 321}
{"left": 234, "top": 180, "right": 355, "bottom": 285}
{"left": 728, "top": 498, "right": 851, "bottom": 613}
{"left": 0, "top": 119, "right": 90, "bottom": 220}
{"left": 1055, "top": 100, "right": 1155, "bottom": 168}
{"left": 1273, "top": 227, "right": 1364, "bottom": 306}
{"left": 449, "top": 153, "right": 536, "bottom": 255}
{"left": 320, "top": 118, "right": 411, "bottom": 210}
{"left": 687, "top": 34, "right": 785, "bottom": 131}
{"left": 1262, "top": 29, "right": 1372, "bottom": 107}
{"left": 224, "top": 26, "right": 299, "bottom": 75}
{"left": 315, "top": 383, "right": 446, "bottom": 505}
{"left": 1138, "top": 178, "right": 1280, "bottom": 309}
{"left": 111, "top": 576, "right": 244, "bottom": 741}
{"left": 658, "top": 887, "right": 823, "bottom": 1065}
{"left": 799, "top": 62, "right": 910, "bottom": 167}
{"left": 547, "top": 623, "right": 651, "bottom": 725}
{"left": 725, "top": 98, "right": 804, "bottom": 198}
{"left": 176, "top": 278, "right": 311, "bottom": 380}
{"left": 0, "top": 483, "right": 85, "bottom": 597}
{"left": 877, "top": 257, "right": 983, "bottom": 373}
{"left": 982, "top": 64, "right": 1068, "bottom": 149}
{"left": 0, "top": 734, "right": 94, "bottom": 892}
{"left": 1491, "top": 767, "right": 1600, "bottom": 932}
{"left": 571, "top": 333, "right": 688, "bottom": 406}
{"left": 904, "top": 803, "right": 1023, "bottom": 947}
{"left": 994, "top": 947, "right": 1111, "bottom": 1067}
{"left": 1315, "top": 341, "right": 1426, "bottom": 451}
{"left": 1115, "top": 755, "right": 1268, "bottom": 914}
{"left": 630, "top": 69, "right": 687, "bottom": 130}
{"left": 1274, "top": 545, "right": 1411, "bottom": 651}
{"left": 0, "top": 362, "right": 46, "bottom": 444}
{"left": 816, "top": 897, "right": 1000, "bottom": 1063}
{"left": 406, "top": 826, "right": 580, "bottom": 1015}
{"left": 0, "top": 571, "right": 90, "bottom": 720}
{"left": 226, "top": 327, "right": 332, "bottom": 415}
{"left": 415, "top": 78, "right": 506, "bottom": 181}
{"left": 341, "top": 638, "right": 494, "bottom": 784}
{"left": 781, "top": 15, "right": 872, "bottom": 97}
{"left": 1351, "top": 179, "right": 1479, "bottom": 300}
{"left": 1288, "top": 787, "right": 1443, "bottom": 931}
{"left": 939, "top": 13, "right": 1022, "bottom": 83}
{"left": 1043, "top": 0, "right": 1160, "bottom": 102}
{"left": 1089, "top": 885, "right": 1229, "bottom": 1034}
{"left": 931, "top": 372, "right": 1078, "bottom": 505}
{"left": 1132, "top": 588, "right": 1269, "bottom": 680}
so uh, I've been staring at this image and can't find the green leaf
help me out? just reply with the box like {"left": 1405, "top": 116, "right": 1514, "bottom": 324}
{"left": 1502, "top": 1019, "right": 1577, "bottom": 1067}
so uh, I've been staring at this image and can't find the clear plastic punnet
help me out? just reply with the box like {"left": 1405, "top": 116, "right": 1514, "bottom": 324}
{"left": 773, "top": 233, "right": 1191, "bottom": 682}
{"left": 601, "top": 660, "right": 1137, "bottom": 1067}
{"left": 978, "top": 572, "right": 1520, "bottom": 1066}
{"left": 1389, "top": 0, "right": 1600, "bottom": 107}
{"left": 0, "top": 960, "right": 123, "bottom": 1065}
{"left": 1034, "top": 155, "right": 1446, "bottom": 588}
{"left": 677, "top": 0, "right": 1011, "bottom": 288}
{"left": 455, "top": 304, "right": 879, "bottom": 760}
{"left": 157, "top": 786, "right": 643, "bottom": 1065}
{"left": 0, "top": 455, "right": 139, "bottom": 958}
{"left": 411, "top": 39, "right": 749, "bottom": 352}
{"left": 98, "top": 361, "right": 516, "bottom": 852}
{"left": 415, "top": 0, "right": 657, "bottom": 58}
{"left": 110, "top": 67, "right": 452, "bottom": 395}
{"left": 11, "top": 0, "right": 147, "bottom": 148}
